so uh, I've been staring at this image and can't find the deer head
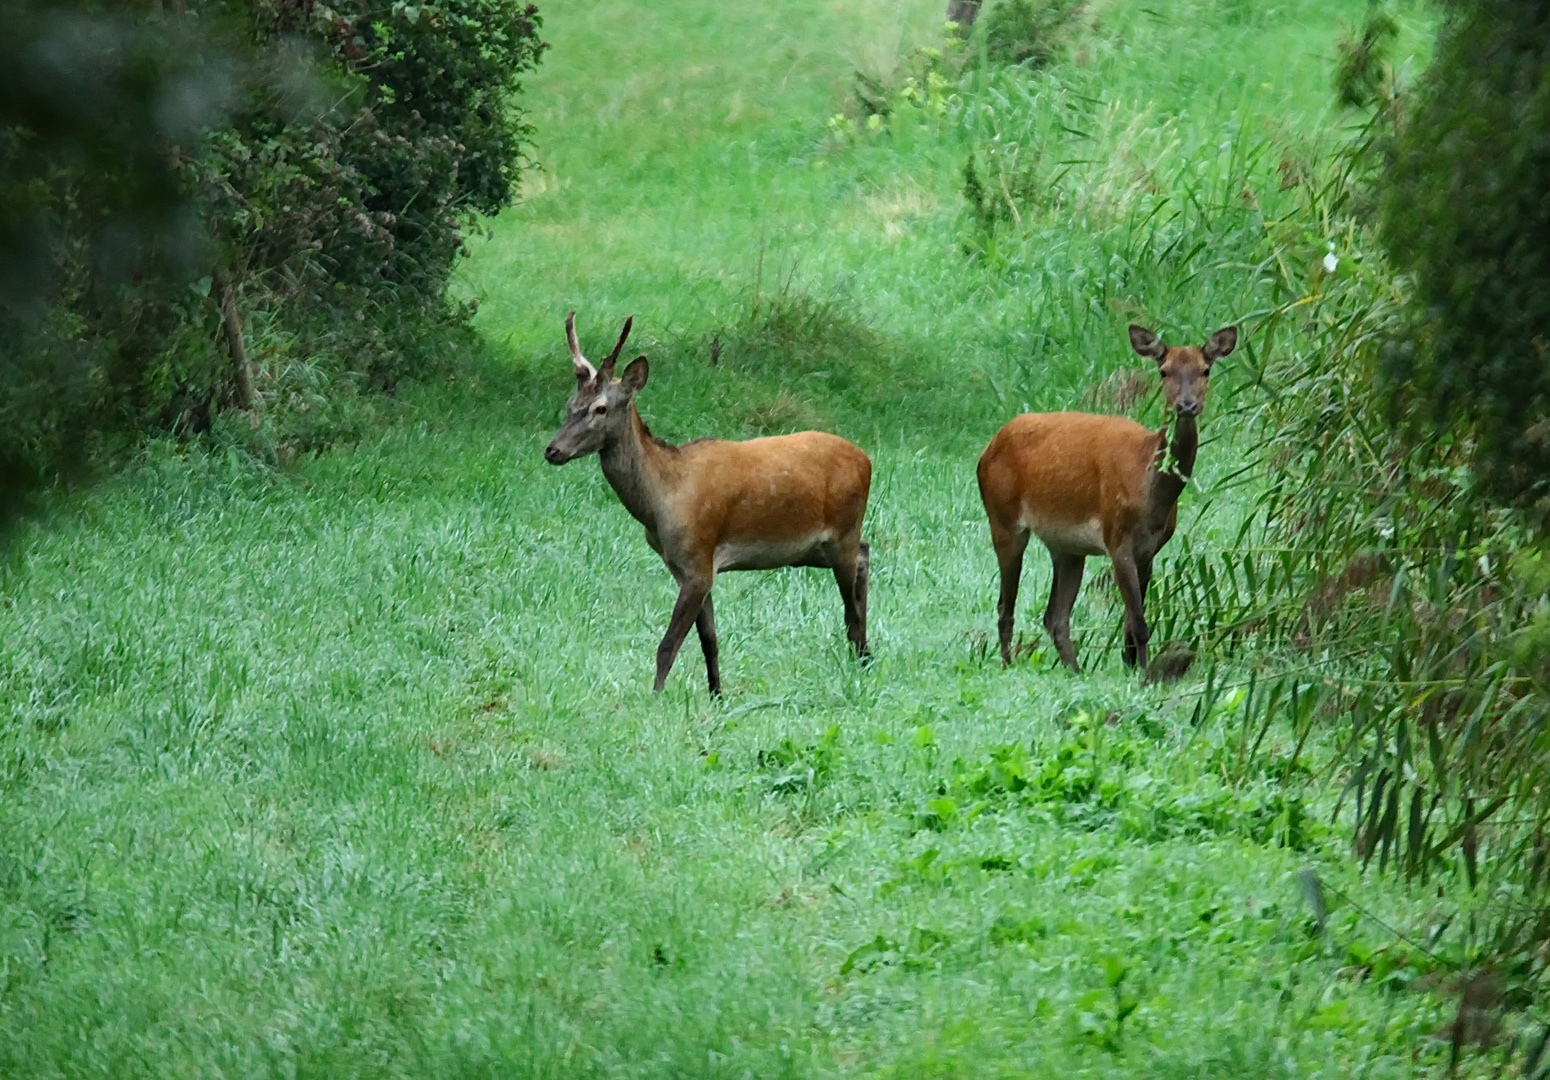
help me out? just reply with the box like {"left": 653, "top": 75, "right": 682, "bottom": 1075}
{"left": 545, "top": 311, "right": 648, "bottom": 464}
{"left": 1128, "top": 324, "right": 1237, "bottom": 419}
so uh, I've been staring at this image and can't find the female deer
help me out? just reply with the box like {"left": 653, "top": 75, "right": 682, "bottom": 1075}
{"left": 545, "top": 312, "right": 873, "bottom": 694}
{"left": 977, "top": 324, "right": 1237, "bottom": 674}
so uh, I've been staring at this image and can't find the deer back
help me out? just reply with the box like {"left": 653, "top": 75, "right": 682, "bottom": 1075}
{"left": 659, "top": 431, "right": 871, "bottom": 549}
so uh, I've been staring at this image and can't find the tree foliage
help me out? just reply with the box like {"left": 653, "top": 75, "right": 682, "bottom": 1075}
{"left": 1378, "top": 0, "right": 1550, "bottom": 520}
{"left": 0, "top": 0, "right": 545, "bottom": 520}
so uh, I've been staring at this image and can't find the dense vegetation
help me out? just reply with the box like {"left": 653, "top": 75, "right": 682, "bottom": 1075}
{"left": 0, "top": 0, "right": 545, "bottom": 523}
{"left": 1378, "top": 0, "right": 1550, "bottom": 517}
{"left": 1122, "top": 0, "right": 1550, "bottom": 1006}
{"left": 7, "top": 0, "right": 1550, "bottom": 1075}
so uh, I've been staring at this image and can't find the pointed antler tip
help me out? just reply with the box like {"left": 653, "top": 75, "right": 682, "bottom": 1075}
{"left": 601, "top": 314, "right": 635, "bottom": 367}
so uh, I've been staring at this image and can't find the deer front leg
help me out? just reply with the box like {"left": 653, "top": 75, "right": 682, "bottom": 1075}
{"left": 1122, "top": 553, "right": 1155, "bottom": 668}
{"left": 696, "top": 592, "right": 721, "bottom": 696}
{"left": 1111, "top": 548, "right": 1150, "bottom": 673}
{"left": 1043, "top": 551, "right": 1085, "bottom": 673}
{"left": 655, "top": 572, "right": 713, "bottom": 692}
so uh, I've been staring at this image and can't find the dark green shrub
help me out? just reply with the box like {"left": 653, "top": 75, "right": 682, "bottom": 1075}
{"left": 223, "top": 0, "right": 546, "bottom": 340}
{"left": 961, "top": 148, "right": 1043, "bottom": 236}
{"left": 1334, "top": 7, "right": 1400, "bottom": 109}
{"left": 973, "top": 0, "right": 1085, "bottom": 68}
{"left": 0, "top": 0, "right": 545, "bottom": 524}
{"left": 1378, "top": 0, "right": 1550, "bottom": 520}
{"left": 0, "top": 3, "right": 234, "bottom": 521}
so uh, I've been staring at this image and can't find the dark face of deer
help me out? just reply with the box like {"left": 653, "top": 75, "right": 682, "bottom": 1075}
{"left": 545, "top": 362, "right": 649, "bottom": 463}
{"left": 545, "top": 312, "right": 647, "bottom": 465}
{"left": 1128, "top": 325, "right": 1237, "bottom": 419}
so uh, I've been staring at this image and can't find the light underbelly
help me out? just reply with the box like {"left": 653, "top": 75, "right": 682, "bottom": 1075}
{"left": 715, "top": 534, "right": 831, "bottom": 572}
{"left": 1028, "top": 514, "right": 1106, "bottom": 557}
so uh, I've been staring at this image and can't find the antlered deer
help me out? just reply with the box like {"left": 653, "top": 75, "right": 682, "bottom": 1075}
{"left": 976, "top": 324, "right": 1237, "bottom": 674}
{"left": 544, "top": 312, "right": 873, "bottom": 694}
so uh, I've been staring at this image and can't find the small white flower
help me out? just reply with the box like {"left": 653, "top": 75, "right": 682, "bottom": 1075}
{"left": 1323, "top": 252, "right": 1339, "bottom": 273}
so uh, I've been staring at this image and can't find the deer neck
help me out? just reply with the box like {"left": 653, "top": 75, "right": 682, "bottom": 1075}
{"left": 1165, "top": 412, "right": 1199, "bottom": 479}
{"left": 598, "top": 404, "right": 671, "bottom": 529}
{"left": 1144, "top": 412, "right": 1199, "bottom": 531}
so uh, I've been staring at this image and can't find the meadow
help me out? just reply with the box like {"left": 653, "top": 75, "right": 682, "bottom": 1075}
{"left": 0, "top": 1, "right": 1474, "bottom": 1076}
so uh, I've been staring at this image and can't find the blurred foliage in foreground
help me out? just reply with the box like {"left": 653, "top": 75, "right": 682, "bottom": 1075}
{"left": 0, "top": 0, "right": 545, "bottom": 521}
{"left": 1378, "top": 0, "right": 1550, "bottom": 522}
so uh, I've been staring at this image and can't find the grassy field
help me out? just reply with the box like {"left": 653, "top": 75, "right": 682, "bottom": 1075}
{"left": 0, "top": 1, "right": 1465, "bottom": 1076}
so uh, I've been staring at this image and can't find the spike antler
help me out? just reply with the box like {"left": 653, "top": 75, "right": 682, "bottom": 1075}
{"left": 598, "top": 316, "right": 633, "bottom": 379}
{"left": 565, "top": 311, "right": 598, "bottom": 385}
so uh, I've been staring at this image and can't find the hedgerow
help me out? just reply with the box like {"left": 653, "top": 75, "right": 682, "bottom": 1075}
{"left": 0, "top": 0, "right": 545, "bottom": 520}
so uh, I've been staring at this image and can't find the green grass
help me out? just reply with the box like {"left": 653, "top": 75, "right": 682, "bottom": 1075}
{"left": 0, "top": 0, "right": 1467, "bottom": 1076}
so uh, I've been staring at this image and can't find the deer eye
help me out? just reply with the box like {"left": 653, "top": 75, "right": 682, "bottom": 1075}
{"left": 592, "top": 403, "right": 607, "bottom": 416}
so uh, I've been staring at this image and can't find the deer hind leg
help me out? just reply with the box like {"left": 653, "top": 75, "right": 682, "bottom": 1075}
{"left": 991, "top": 522, "right": 1031, "bottom": 666}
{"left": 1111, "top": 549, "right": 1150, "bottom": 673}
{"left": 1043, "top": 551, "right": 1085, "bottom": 673}
{"left": 655, "top": 571, "right": 713, "bottom": 693}
{"left": 696, "top": 592, "right": 721, "bottom": 696}
{"left": 832, "top": 539, "right": 869, "bottom": 658}
{"left": 1122, "top": 554, "right": 1155, "bottom": 669}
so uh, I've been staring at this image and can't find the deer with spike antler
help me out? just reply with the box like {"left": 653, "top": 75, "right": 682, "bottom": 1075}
{"left": 545, "top": 312, "right": 874, "bottom": 694}
{"left": 977, "top": 323, "right": 1238, "bottom": 675}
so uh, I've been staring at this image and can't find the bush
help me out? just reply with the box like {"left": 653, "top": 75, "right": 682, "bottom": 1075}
{"left": 0, "top": 0, "right": 545, "bottom": 522}
{"left": 0, "top": 3, "right": 227, "bottom": 522}
{"left": 1378, "top": 0, "right": 1550, "bottom": 521}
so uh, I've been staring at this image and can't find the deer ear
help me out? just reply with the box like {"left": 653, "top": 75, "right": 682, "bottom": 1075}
{"left": 1203, "top": 326, "right": 1238, "bottom": 364}
{"left": 1129, "top": 324, "right": 1166, "bottom": 363}
{"left": 619, "top": 355, "right": 649, "bottom": 395}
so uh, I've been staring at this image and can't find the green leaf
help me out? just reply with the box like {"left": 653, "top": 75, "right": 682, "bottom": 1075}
{"left": 1099, "top": 953, "right": 1128, "bottom": 988}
